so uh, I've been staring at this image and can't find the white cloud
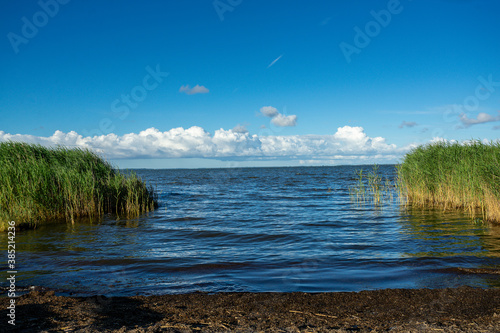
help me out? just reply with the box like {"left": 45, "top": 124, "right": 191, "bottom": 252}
{"left": 179, "top": 84, "right": 209, "bottom": 95}
{"left": 459, "top": 111, "right": 500, "bottom": 128}
{"left": 260, "top": 106, "right": 279, "bottom": 118}
{"left": 260, "top": 106, "right": 297, "bottom": 127}
{"left": 0, "top": 126, "right": 410, "bottom": 163}
{"left": 430, "top": 137, "right": 457, "bottom": 144}
{"left": 271, "top": 114, "right": 297, "bottom": 127}
{"left": 333, "top": 126, "right": 368, "bottom": 144}
{"left": 398, "top": 121, "right": 418, "bottom": 129}
{"left": 232, "top": 124, "right": 248, "bottom": 133}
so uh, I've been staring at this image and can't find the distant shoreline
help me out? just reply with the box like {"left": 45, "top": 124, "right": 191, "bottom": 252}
{"left": 122, "top": 163, "right": 398, "bottom": 171}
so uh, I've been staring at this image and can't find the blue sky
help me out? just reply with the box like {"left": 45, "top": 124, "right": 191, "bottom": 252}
{"left": 1, "top": 0, "right": 499, "bottom": 168}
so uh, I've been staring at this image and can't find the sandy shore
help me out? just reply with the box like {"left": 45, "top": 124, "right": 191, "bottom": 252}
{"left": 1, "top": 286, "right": 500, "bottom": 332}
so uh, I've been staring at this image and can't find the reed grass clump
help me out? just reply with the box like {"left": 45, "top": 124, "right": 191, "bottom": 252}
{"left": 397, "top": 140, "right": 500, "bottom": 223}
{"left": 349, "top": 164, "right": 395, "bottom": 205}
{"left": 0, "top": 141, "right": 158, "bottom": 231}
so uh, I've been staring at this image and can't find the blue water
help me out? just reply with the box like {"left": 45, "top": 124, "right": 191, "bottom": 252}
{"left": 2, "top": 165, "right": 500, "bottom": 296}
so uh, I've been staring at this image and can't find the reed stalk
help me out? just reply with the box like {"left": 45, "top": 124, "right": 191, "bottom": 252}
{"left": 349, "top": 164, "right": 395, "bottom": 205}
{"left": 396, "top": 140, "right": 500, "bottom": 223}
{"left": 0, "top": 141, "right": 158, "bottom": 231}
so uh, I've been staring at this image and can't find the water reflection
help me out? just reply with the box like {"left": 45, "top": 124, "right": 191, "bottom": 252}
{"left": 1, "top": 166, "right": 500, "bottom": 295}
{"left": 399, "top": 205, "right": 500, "bottom": 288}
{"left": 400, "top": 206, "right": 500, "bottom": 258}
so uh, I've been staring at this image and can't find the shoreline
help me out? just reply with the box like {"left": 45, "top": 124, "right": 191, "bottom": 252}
{"left": 2, "top": 286, "right": 499, "bottom": 332}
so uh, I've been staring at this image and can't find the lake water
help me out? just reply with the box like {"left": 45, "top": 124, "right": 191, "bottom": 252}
{"left": 2, "top": 165, "right": 500, "bottom": 296}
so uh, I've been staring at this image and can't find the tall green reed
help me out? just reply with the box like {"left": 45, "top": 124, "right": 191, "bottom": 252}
{"left": 396, "top": 140, "right": 500, "bottom": 222}
{"left": 0, "top": 141, "right": 158, "bottom": 230}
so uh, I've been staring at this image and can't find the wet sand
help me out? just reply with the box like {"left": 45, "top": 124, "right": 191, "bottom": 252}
{"left": 1, "top": 286, "right": 500, "bottom": 332}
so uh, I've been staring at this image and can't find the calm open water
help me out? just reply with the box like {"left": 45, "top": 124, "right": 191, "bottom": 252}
{"left": 2, "top": 165, "right": 500, "bottom": 296}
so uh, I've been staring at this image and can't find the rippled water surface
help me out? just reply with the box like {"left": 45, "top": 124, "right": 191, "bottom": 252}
{"left": 2, "top": 165, "right": 500, "bottom": 295}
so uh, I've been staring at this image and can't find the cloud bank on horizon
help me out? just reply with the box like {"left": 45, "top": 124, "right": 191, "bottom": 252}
{"left": 0, "top": 125, "right": 412, "bottom": 163}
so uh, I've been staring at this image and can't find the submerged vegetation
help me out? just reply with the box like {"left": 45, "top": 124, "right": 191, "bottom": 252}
{"left": 0, "top": 141, "right": 158, "bottom": 231}
{"left": 397, "top": 140, "right": 500, "bottom": 223}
